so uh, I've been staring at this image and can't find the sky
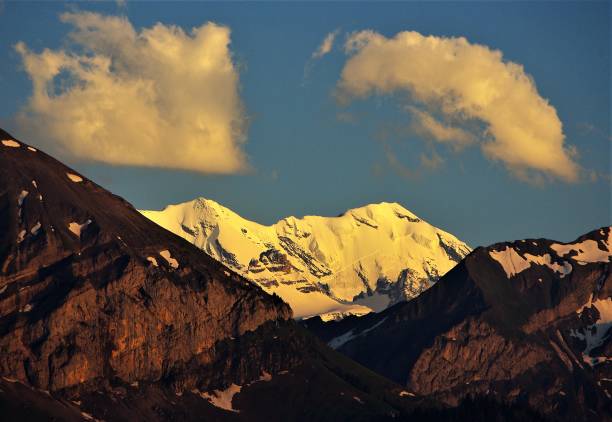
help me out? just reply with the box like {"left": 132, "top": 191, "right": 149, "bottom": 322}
{"left": 0, "top": 1, "right": 609, "bottom": 247}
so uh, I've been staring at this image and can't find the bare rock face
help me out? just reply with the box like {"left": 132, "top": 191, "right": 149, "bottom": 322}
{"left": 306, "top": 228, "right": 612, "bottom": 421}
{"left": 0, "top": 129, "right": 291, "bottom": 393}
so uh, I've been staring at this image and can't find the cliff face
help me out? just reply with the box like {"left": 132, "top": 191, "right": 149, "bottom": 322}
{"left": 306, "top": 228, "right": 612, "bottom": 420}
{"left": 0, "top": 130, "right": 291, "bottom": 393}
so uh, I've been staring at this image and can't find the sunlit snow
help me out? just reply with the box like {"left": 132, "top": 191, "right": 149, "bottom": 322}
{"left": 18, "top": 190, "right": 28, "bottom": 206}
{"left": 66, "top": 173, "right": 83, "bottom": 183}
{"left": 551, "top": 231, "right": 611, "bottom": 264}
{"left": 30, "top": 222, "right": 42, "bottom": 235}
{"left": 68, "top": 220, "right": 92, "bottom": 237}
{"left": 141, "top": 198, "right": 471, "bottom": 318}
{"left": 199, "top": 384, "right": 242, "bottom": 413}
{"left": 147, "top": 257, "right": 159, "bottom": 267}
{"left": 571, "top": 296, "right": 612, "bottom": 366}
{"left": 490, "top": 247, "right": 573, "bottom": 278}
{"left": 489, "top": 247, "right": 531, "bottom": 277}
{"left": 160, "top": 250, "right": 179, "bottom": 268}
{"left": 1, "top": 139, "right": 20, "bottom": 147}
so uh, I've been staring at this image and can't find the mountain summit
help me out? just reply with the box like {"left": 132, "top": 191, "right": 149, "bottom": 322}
{"left": 306, "top": 227, "right": 612, "bottom": 420}
{"left": 141, "top": 198, "right": 470, "bottom": 319}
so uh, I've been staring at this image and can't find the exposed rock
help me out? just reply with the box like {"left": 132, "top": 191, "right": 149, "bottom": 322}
{"left": 306, "top": 228, "right": 612, "bottom": 421}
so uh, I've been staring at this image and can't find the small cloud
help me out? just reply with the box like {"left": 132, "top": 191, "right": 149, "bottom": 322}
{"left": 303, "top": 29, "right": 340, "bottom": 86}
{"left": 312, "top": 30, "right": 339, "bottom": 59}
{"left": 15, "top": 12, "right": 248, "bottom": 174}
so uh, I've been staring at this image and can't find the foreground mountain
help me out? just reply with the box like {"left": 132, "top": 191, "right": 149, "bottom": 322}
{"left": 141, "top": 198, "right": 470, "bottom": 320}
{"left": 306, "top": 227, "right": 612, "bottom": 421}
{"left": 2, "top": 129, "right": 544, "bottom": 421}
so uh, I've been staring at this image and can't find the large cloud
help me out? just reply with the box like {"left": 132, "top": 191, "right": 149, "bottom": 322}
{"left": 336, "top": 30, "right": 580, "bottom": 183}
{"left": 15, "top": 12, "right": 248, "bottom": 173}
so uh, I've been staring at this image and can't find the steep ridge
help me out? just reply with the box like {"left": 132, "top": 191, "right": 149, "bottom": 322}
{"left": 0, "top": 129, "right": 293, "bottom": 391}
{"left": 1, "top": 129, "right": 542, "bottom": 421}
{"left": 141, "top": 197, "right": 470, "bottom": 320}
{"left": 305, "top": 228, "right": 612, "bottom": 421}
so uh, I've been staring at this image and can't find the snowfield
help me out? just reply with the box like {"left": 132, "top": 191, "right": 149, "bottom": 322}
{"left": 141, "top": 198, "right": 471, "bottom": 319}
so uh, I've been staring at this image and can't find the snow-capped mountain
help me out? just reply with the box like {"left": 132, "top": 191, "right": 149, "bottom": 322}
{"left": 141, "top": 198, "right": 471, "bottom": 319}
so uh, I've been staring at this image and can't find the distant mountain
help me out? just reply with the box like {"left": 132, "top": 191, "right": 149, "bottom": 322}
{"left": 141, "top": 198, "right": 470, "bottom": 320}
{"left": 3, "top": 129, "right": 544, "bottom": 421}
{"left": 305, "top": 227, "right": 612, "bottom": 421}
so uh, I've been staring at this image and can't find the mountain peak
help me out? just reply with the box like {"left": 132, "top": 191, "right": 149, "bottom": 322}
{"left": 141, "top": 196, "right": 471, "bottom": 319}
{"left": 0, "top": 130, "right": 291, "bottom": 393}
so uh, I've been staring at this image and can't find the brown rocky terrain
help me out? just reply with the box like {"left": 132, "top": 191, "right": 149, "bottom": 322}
{"left": 0, "top": 128, "right": 295, "bottom": 394}
{"left": 306, "top": 228, "right": 612, "bottom": 421}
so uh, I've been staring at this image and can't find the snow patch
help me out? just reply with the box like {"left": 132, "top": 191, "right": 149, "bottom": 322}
{"left": 353, "top": 396, "right": 364, "bottom": 404}
{"left": 329, "top": 317, "right": 387, "bottom": 349}
{"left": 27, "top": 146, "right": 37, "bottom": 152}
{"left": 523, "top": 253, "right": 572, "bottom": 278}
{"left": 551, "top": 231, "right": 611, "bottom": 264}
{"left": 31, "top": 180, "right": 37, "bottom": 188}
{"left": 258, "top": 371, "right": 272, "bottom": 382}
{"left": 17, "top": 230, "right": 26, "bottom": 243}
{"left": 571, "top": 297, "right": 612, "bottom": 366}
{"left": 199, "top": 384, "right": 241, "bottom": 413}
{"left": 80, "top": 411, "right": 94, "bottom": 420}
{"left": 66, "top": 173, "right": 83, "bottom": 183}
{"left": 18, "top": 190, "right": 28, "bottom": 206}
{"left": 1, "top": 139, "right": 20, "bottom": 148}
{"left": 147, "top": 257, "right": 158, "bottom": 267}
{"left": 160, "top": 250, "right": 179, "bottom": 269}
{"left": 489, "top": 247, "right": 531, "bottom": 277}
{"left": 491, "top": 247, "right": 573, "bottom": 278}
{"left": 30, "top": 222, "right": 42, "bottom": 235}
{"left": 399, "top": 390, "right": 415, "bottom": 397}
{"left": 68, "top": 220, "right": 92, "bottom": 237}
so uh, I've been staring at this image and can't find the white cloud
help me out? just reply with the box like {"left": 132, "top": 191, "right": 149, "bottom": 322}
{"left": 15, "top": 12, "right": 248, "bottom": 174}
{"left": 336, "top": 30, "right": 580, "bottom": 183}
{"left": 312, "top": 30, "right": 339, "bottom": 59}
{"left": 408, "top": 106, "right": 474, "bottom": 151}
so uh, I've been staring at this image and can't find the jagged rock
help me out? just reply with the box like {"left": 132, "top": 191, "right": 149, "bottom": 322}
{"left": 306, "top": 228, "right": 612, "bottom": 421}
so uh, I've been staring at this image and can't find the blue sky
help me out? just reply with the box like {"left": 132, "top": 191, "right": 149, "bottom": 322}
{"left": 0, "top": 1, "right": 609, "bottom": 247}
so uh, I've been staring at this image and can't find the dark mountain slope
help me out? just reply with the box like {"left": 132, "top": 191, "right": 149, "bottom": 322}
{"left": 306, "top": 228, "right": 612, "bottom": 421}
{"left": 1, "top": 129, "right": 543, "bottom": 421}
{"left": 0, "top": 128, "right": 293, "bottom": 393}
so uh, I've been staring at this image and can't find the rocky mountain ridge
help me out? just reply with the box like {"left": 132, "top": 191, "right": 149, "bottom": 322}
{"left": 305, "top": 227, "right": 612, "bottom": 421}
